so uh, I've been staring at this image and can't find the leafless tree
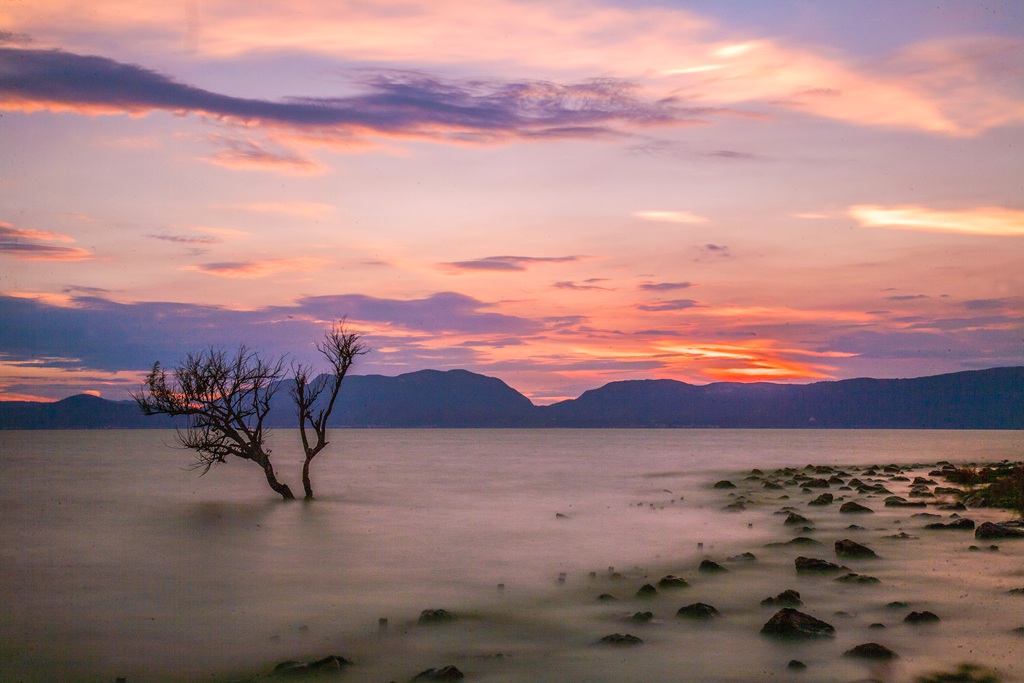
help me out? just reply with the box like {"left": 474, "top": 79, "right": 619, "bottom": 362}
{"left": 132, "top": 346, "right": 295, "bottom": 500}
{"left": 292, "top": 320, "right": 369, "bottom": 499}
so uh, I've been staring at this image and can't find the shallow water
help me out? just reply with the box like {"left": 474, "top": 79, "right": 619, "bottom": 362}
{"left": 0, "top": 429, "right": 1021, "bottom": 682}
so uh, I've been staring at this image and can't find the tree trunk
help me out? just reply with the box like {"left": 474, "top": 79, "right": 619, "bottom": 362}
{"left": 262, "top": 462, "right": 295, "bottom": 500}
{"left": 302, "top": 456, "right": 314, "bottom": 500}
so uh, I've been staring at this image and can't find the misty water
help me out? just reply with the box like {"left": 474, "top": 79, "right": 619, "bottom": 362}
{"left": 1, "top": 429, "right": 1023, "bottom": 683}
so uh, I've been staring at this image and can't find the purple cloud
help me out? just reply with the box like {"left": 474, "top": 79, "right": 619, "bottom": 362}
{"left": 636, "top": 299, "right": 701, "bottom": 312}
{"left": 638, "top": 281, "right": 693, "bottom": 291}
{"left": 444, "top": 255, "right": 580, "bottom": 272}
{"left": 553, "top": 279, "right": 612, "bottom": 291}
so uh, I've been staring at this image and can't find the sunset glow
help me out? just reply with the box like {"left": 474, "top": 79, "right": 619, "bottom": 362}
{"left": 1, "top": 1, "right": 1021, "bottom": 403}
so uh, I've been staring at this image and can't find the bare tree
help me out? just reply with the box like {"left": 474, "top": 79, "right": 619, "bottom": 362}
{"left": 292, "top": 320, "right": 369, "bottom": 499}
{"left": 132, "top": 346, "right": 295, "bottom": 500}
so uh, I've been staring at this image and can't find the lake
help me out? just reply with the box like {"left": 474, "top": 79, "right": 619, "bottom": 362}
{"left": 1, "top": 429, "right": 1022, "bottom": 682}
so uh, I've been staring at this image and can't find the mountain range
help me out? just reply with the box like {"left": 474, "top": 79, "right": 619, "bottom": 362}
{"left": 1, "top": 366, "right": 1022, "bottom": 430}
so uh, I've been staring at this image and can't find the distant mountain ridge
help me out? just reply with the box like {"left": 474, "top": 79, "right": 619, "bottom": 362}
{"left": 1, "top": 367, "right": 1022, "bottom": 429}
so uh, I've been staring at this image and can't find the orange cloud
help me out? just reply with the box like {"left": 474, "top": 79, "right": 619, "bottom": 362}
{"left": 0, "top": 221, "right": 93, "bottom": 261}
{"left": 849, "top": 205, "right": 1024, "bottom": 236}
{"left": 633, "top": 210, "right": 709, "bottom": 224}
{"left": 186, "top": 257, "right": 329, "bottom": 278}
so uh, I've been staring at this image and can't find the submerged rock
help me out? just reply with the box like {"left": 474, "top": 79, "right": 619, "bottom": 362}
{"left": 904, "top": 611, "right": 940, "bottom": 624}
{"left": 411, "top": 665, "right": 465, "bottom": 681}
{"left": 840, "top": 501, "right": 874, "bottom": 514}
{"left": 418, "top": 609, "right": 458, "bottom": 625}
{"left": 835, "top": 572, "right": 880, "bottom": 585}
{"left": 676, "top": 602, "right": 720, "bottom": 620}
{"left": 713, "top": 480, "right": 737, "bottom": 489}
{"left": 656, "top": 575, "right": 690, "bottom": 589}
{"left": 273, "top": 655, "right": 352, "bottom": 677}
{"left": 698, "top": 560, "right": 727, "bottom": 574}
{"left": 760, "top": 589, "right": 802, "bottom": 607}
{"left": 784, "top": 512, "right": 811, "bottom": 526}
{"left": 808, "top": 493, "right": 834, "bottom": 506}
{"left": 787, "top": 660, "right": 807, "bottom": 670}
{"left": 975, "top": 522, "right": 1024, "bottom": 540}
{"left": 726, "top": 552, "right": 757, "bottom": 562}
{"left": 844, "top": 643, "right": 898, "bottom": 660}
{"left": 635, "top": 583, "right": 658, "bottom": 598}
{"left": 760, "top": 608, "right": 835, "bottom": 639}
{"left": 626, "top": 611, "right": 653, "bottom": 623}
{"left": 596, "top": 633, "right": 643, "bottom": 646}
{"left": 835, "top": 539, "right": 878, "bottom": 559}
{"left": 795, "top": 557, "right": 845, "bottom": 574}
{"left": 925, "top": 518, "right": 975, "bottom": 531}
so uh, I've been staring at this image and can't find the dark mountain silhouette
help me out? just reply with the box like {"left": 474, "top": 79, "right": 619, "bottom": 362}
{"left": 1, "top": 367, "right": 1021, "bottom": 429}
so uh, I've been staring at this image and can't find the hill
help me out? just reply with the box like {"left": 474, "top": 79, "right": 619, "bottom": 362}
{"left": 1, "top": 367, "right": 1022, "bottom": 429}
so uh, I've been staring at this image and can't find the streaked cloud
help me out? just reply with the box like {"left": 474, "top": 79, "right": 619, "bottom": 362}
{"left": 0, "top": 222, "right": 93, "bottom": 261}
{"left": 634, "top": 210, "right": 709, "bottom": 224}
{"left": 850, "top": 205, "right": 1024, "bottom": 236}
{"left": 187, "top": 257, "right": 329, "bottom": 278}
{"left": 639, "top": 281, "right": 693, "bottom": 291}
{"left": 636, "top": 299, "right": 701, "bottom": 312}
{"left": 552, "top": 279, "right": 612, "bottom": 291}
{"left": 443, "top": 255, "right": 581, "bottom": 272}
{"left": 203, "top": 136, "right": 327, "bottom": 174}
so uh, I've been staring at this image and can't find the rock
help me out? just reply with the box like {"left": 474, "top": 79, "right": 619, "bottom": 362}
{"left": 597, "top": 593, "right": 618, "bottom": 602}
{"left": 784, "top": 512, "right": 811, "bottom": 526}
{"left": 722, "top": 501, "right": 747, "bottom": 512}
{"left": 626, "top": 611, "right": 653, "bottom": 623}
{"left": 787, "top": 660, "right": 807, "bottom": 670}
{"left": 635, "top": 583, "right": 658, "bottom": 598}
{"left": 886, "top": 601, "right": 909, "bottom": 610}
{"left": 887, "top": 531, "right": 917, "bottom": 539}
{"left": 698, "top": 560, "right": 727, "bottom": 574}
{"left": 760, "top": 589, "right": 802, "bottom": 607}
{"left": 676, "top": 602, "right": 720, "bottom": 620}
{"left": 786, "top": 537, "right": 821, "bottom": 546}
{"left": 844, "top": 643, "right": 898, "bottom": 660}
{"left": 885, "top": 498, "right": 927, "bottom": 508}
{"left": 726, "top": 552, "right": 757, "bottom": 562}
{"left": 411, "top": 666, "right": 465, "bottom": 681}
{"left": 835, "top": 539, "right": 878, "bottom": 559}
{"left": 795, "top": 557, "right": 845, "bottom": 574}
{"left": 840, "top": 501, "right": 873, "bottom": 514}
{"left": 808, "top": 493, "right": 833, "bottom": 506}
{"left": 925, "top": 518, "right": 975, "bottom": 531}
{"left": 835, "top": 572, "right": 880, "bottom": 585}
{"left": 869, "top": 623, "right": 886, "bottom": 629}
{"left": 273, "top": 656, "right": 352, "bottom": 677}
{"left": 1009, "top": 587, "right": 1024, "bottom": 595}
{"left": 418, "top": 609, "right": 457, "bottom": 625}
{"left": 975, "top": 522, "right": 1024, "bottom": 540}
{"left": 938, "top": 501, "right": 968, "bottom": 511}
{"left": 760, "top": 609, "right": 835, "bottom": 639}
{"left": 805, "top": 478, "right": 830, "bottom": 488}
{"left": 657, "top": 575, "right": 690, "bottom": 589}
{"left": 904, "top": 611, "right": 940, "bottom": 624}
{"left": 596, "top": 633, "right": 643, "bottom": 645}
{"left": 713, "top": 480, "right": 737, "bottom": 489}
{"left": 763, "top": 481, "right": 784, "bottom": 490}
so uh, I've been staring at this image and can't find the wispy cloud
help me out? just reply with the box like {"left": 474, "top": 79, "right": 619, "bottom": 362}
{"left": 187, "top": 257, "right": 329, "bottom": 278}
{"left": 850, "top": 205, "right": 1024, "bottom": 236}
{"left": 634, "top": 210, "right": 709, "bottom": 224}
{"left": 443, "top": 255, "right": 581, "bottom": 272}
{"left": 0, "top": 221, "right": 92, "bottom": 261}
{"left": 552, "top": 279, "right": 612, "bottom": 291}
{"left": 639, "top": 281, "right": 694, "bottom": 291}
{"left": 636, "top": 299, "right": 701, "bottom": 312}
{"left": 203, "top": 135, "right": 327, "bottom": 174}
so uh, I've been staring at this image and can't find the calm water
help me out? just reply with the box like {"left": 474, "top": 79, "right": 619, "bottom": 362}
{"left": 0, "top": 429, "right": 1021, "bottom": 682}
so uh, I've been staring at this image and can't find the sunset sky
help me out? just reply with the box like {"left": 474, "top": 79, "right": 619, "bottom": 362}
{"left": 2, "top": 0, "right": 1022, "bottom": 404}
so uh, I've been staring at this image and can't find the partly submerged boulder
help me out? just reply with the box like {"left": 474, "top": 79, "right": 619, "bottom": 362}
{"left": 795, "top": 557, "right": 845, "bottom": 574}
{"left": 596, "top": 633, "right": 643, "bottom": 646}
{"left": 975, "top": 522, "right": 1024, "bottom": 540}
{"left": 760, "top": 608, "right": 835, "bottom": 639}
{"left": 676, "top": 602, "right": 720, "bottom": 620}
{"left": 760, "top": 589, "right": 802, "bottom": 607}
{"left": 411, "top": 666, "right": 465, "bottom": 681}
{"left": 835, "top": 539, "right": 879, "bottom": 559}
{"left": 844, "top": 643, "right": 898, "bottom": 660}
{"left": 840, "top": 501, "right": 874, "bottom": 514}
{"left": 418, "top": 609, "right": 458, "bottom": 625}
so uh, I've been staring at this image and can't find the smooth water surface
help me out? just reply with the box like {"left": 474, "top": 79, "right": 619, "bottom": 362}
{"left": 0, "top": 429, "right": 1021, "bottom": 682}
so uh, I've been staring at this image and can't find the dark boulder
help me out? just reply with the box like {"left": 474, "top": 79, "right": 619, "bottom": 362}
{"left": 760, "top": 589, "right": 802, "bottom": 607}
{"left": 635, "top": 583, "right": 658, "bottom": 598}
{"left": 760, "top": 609, "right": 835, "bottom": 639}
{"left": 418, "top": 609, "right": 458, "bottom": 625}
{"left": 805, "top": 479, "right": 830, "bottom": 488}
{"left": 411, "top": 666, "right": 465, "bottom": 681}
{"left": 840, "top": 501, "right": 873, "bottom": 514}
{"left": 784, "top": 512, "right": 811, "bottom": 526}
{"left": 657, "top": 575, "right": 690, "bottom": 589}
{"left": 925, "top": 518, "right": 975, "bottom": 531}
{"left": 808, "top": 493, "right": 834, "bottom": 506}
{"left": 975, "top": 522, "right": 1024, "bottom": 540}
{"left": 835, "top": 572, "right": 880, "bottom": 585}
{"left": 596, "top": 633, "right": 643, "bottom": 646}
{"left": 273, "top": 656, "right": 352, "bottom": 677}
{"left": 626, "top": 611, "right": 653, "bottom": 623}
{"left": 676, "top": 602, "right": 720, "bottom": 620}
{"left": 844, "top": 643, "right": 898, "bottom": 660}
{"left": 713, "top": 480, "right": 737, "bottom": 489}
{"left": 795, "top": 557, "right": 845, "bottom": 574}
{"left": 787, "top": 660, "right": 807, "bottom": 670}
{"left": 698, "top": 560, "right": 727, "bottom": 574}
{"left": 904, "top": 611, "right": 940, "bottom": 624}
{"left": 835, "top": 539, "right": 878, "bottom": 559}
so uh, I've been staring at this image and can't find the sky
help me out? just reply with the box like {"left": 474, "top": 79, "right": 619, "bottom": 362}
{"left": 1, "top": 0, "right": 1022, "bottom": 404}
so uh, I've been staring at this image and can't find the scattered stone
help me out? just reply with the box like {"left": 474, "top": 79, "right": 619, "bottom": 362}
{"left": 657, "top": 575, "right": 690, "bottom": 589}
{"left": 698, "top": 560, "right": 727, "bottom": 574}
{"left": 840, "top": 501, "right": 874, "bottom": 514}
{"left": 760, "top": 608, "right": 835, "bottom": 639}
{"left": 835, "top": 539, "right": 878, "bottom": 559}
{"left": 418, "top": 609, "right": 457, "bottom": 625}
{"left": 676, "top": 602, "right": 720, "bottom": 620}
{"left": 713, "top": 480, "right": 737, "bottom": 489}
{"left": 787, "top": 660, "right": 806, "bottom": 670}
{"left": 555, "top": 513, "right": 570, "bottom": 519}
{"left": 597, "top": 593, "right": 618, "bottom": 602}
{"left": 869, "top": 623, "right": 886, "bottom": 629}
{"left": 626, "top": 611, "right": 653, "bottom": 624}
{"left": 635, "top": 583, "right": 658, "bottom": 598}
{"left": 886, "top": 601, "right": 909, "bottom": 610}
{"left": 925, "top": 519, "right": 975, "bottom": 531}
{"left": 887, "top": 531, "right": 917, "bottom": 539}
{"left": 1009, "top": 587, "right": 1024, "bottom": 595}
{"left": 835, "top": 572, "right": 880, "bottom": 585}
{"left": 411, "top": 665, "right": 465, "bottom": 681}
{"left": 916, "top": 663, "right": 1002, "bottom": 683}
{"left": 805, "top": 478, "right": 830, "bottom": 488}
{"left": 726, "top": 552, "right": 756, "bottom": 562}
{"left": 784, "top": 512, "right": 811, "bottom": 526}
{"left": 844, "top": 643, "right": 898, "bottom": 660}
{"left": 596, "top": 633, "right": 643, "bottom": 646}
{"left": 975, "top": 522, "right": 1024, "bottom": 540}
{"left": 795, "top": 556, "right": 845, "bottom": 574}
{"left": 761, "top": 589, "right": 802, "bottom": 607}
{"left": 938, "top": 502, "right": 968, "bottom": 511}
{"left": 904, "top": 611, "right": 940, "bottom": 624}
{"left": 763, "top": 481, "right": 784, "bottom": 490}
{"left": 722, "top": 501, "right": 747, "bottom": 512}
{"left": 273, "top": 656, "right": 353, "bottom": 677}
{"left": 808, "top": 493, "right": 834, "bottom": 506}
